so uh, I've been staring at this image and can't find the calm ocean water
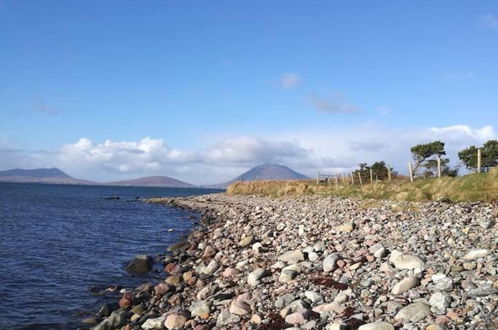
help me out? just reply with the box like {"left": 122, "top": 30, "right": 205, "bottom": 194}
{"left": 0, "top": 182, "right": 220, "bottom": 330}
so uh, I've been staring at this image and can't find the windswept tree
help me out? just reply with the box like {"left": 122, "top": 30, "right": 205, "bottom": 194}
{"left": 370, "top": 161, "right": 393, "bottom": 180}
{"left": 353, "top": 161, "right": 394, "bottom": 181}
{"left": 458, "top": 140, "right": 498, "bottom": 172}
{"left": 410, "top": 141, "right": 448, "bottom": 176}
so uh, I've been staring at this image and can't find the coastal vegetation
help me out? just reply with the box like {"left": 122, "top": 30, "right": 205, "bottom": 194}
{"left": 227, "top": 167, "right": 498, "bottom": 202}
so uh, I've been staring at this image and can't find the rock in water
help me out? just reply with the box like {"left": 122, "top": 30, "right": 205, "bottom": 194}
{"left": 94, "top": 310, "right": 128, "bottom": 330}
{"left": 126, "top": 254, "right": 152, "bottom": 273}
{"left": 394, "top": 302, "right": 431, "bottom": 322}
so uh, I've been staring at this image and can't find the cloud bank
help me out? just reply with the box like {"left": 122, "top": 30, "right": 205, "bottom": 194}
{"left": 1, "top": 125, "right": 495, "bottom": 184}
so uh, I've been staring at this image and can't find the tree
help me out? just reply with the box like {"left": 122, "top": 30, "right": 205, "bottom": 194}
{"left": 425, "top": 158, "right": 459, "bottom": 177}
{"left": 458, "top": 140, "right": 498, "bottom": 172}
{"left": 353, "top": 161, "right": 394, "bottom": 181}
{"left": 458, "top": 145, "right": 479, "bottom": 170}
{"left": 482, "top": 140, "right": 498, "bottom": 170}
{"left": 410, "top": 141, "right": 446, "bottom": 175}
{"left": 370, "top": 161, "right": 391, "bottom": 180}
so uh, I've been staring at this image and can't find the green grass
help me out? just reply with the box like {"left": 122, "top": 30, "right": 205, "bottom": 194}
{"left": 227, "top": 168, "right": 498, "bottom": 202}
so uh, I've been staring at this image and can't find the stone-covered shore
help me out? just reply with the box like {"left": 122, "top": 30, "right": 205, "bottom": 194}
{"left": 91, "top": 193, "right": 498, "bottom": 330}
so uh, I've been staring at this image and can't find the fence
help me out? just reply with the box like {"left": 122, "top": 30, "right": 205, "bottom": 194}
{"left": 406, "top": 148, "right": 484, "bottom": 183}
{"left": 315, "top": 167, "right": 393, "bottom": 186}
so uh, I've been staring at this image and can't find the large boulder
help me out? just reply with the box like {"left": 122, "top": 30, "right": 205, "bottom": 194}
{"left": 126, "top": 255, "right": 153, "bottom": 273}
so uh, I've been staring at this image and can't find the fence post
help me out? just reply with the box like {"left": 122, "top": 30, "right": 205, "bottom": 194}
{"left": 316, "top": 171, "right": 320, "bottom": 185}
{"left": 335, "top": 175, "right": 339, "bottom": 187}
{"left": 477, "top": 148, "right": 482, "bottom": 173}
{"left": 408, "top": 162, "right": 414, "bottom": 183}
{"left": 369, "top": 169, "right": 373, "bottom": 184}
{"left": 387, "top": 166, "right": 392, "bottom": 182}
{"left": 351, "top": 172, "right": 354, "bottom": 184}
{"left": 358, "top": 172, "right": 363, "bottom": 186}
{"left": 437, "top": 155, "right": 441, "bottom": 178}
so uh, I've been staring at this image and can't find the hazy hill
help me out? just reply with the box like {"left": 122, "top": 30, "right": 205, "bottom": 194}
{"left": 106, "top": 176, "right": 194, "bottom": 188}
{"left": 210, "top": 164, "right": 309, "bottom": 188}
{"left": 0, "top": 168, "right": 94, "bottom": 185}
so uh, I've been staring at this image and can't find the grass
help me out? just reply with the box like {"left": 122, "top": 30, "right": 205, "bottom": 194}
{"left": 226, "top": 167, "right": 498, "bottom": 202}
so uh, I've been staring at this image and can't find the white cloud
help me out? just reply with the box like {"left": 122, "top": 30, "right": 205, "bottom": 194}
{"left": 280, "top": 73, "right": 301, "bottom": 88}
{"left": 1, "top": 125, "right": 496, "bottom": 184}
{"left": 58, "top": 137, "right": 195, "bottom": 174}
{"left": 481, "top": 14, "right": 498, "bottom": 30}
{"left": 309, "top": 94, "right": 359, "bottom": 113}
{"left": 201, "top": 137, "right": 308, "bottom": 165}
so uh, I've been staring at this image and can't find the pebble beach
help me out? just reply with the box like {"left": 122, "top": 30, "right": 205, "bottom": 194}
{"left": 91, "top": 193, "right": 498, "bottom": 330}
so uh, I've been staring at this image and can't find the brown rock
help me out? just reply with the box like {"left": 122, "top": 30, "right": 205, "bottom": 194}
{"left": 154, "top": 283, "right": 169, "bottom": 296}
{"left": 118, "top": 292, "right": 132, "bottom": 309}
{"left": 164, "top": 313, "right": 187, "bottom": 329}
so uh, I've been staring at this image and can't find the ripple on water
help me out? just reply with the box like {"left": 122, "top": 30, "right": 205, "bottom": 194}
{"left": 0, "top": 182, "right": 219, "bottom": 329}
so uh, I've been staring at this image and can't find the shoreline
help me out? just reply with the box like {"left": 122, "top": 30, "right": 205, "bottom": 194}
{"left": 90, "top": 194, "right": 498, "bottom": 330}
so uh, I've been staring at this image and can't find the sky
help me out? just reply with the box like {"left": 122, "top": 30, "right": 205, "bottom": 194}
{"left": 1, "top": 0, "right": 497, "bottom": 184}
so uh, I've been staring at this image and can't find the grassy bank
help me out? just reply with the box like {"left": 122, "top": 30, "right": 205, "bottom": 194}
{"left": 227, "top": 167, "right": 498, "bottom": 202}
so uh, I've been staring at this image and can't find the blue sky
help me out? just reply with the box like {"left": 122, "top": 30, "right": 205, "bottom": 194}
{"left": 1, "top": 1, "right": 497, "bottom": 184}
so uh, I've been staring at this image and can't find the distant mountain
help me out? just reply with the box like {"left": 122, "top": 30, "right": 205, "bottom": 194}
{"left": 209, "top": 163, "right": 309, "bottom": 188}
{"left": 0, "top": 168, "right": 95, "bottom": 185}
{"left": 106, "top": 176, "right": 194, "bottom": 188}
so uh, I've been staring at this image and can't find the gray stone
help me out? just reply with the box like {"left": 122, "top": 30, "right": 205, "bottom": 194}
{"left": 141, "top": 314, "right": 167, "bottom": 330}
{"left": 278, "top": 250, "right": 304, "bottom": 264}
{"left": 279, "top": 265, "right": 300, "bottom": 283}
{"left": 94, "top": 310, "right": 128, "bottom": 330}
{"left": 323, "top": 253, "right": 339, "bottom": 273}
{"left": 247, "top": 268, "right": 267, "bottom": 286}
{"left": 304, "top": 290, "right": 323, "bottom": 304}
{"left": 190, "top": 300, "right": 211, "bottom": 319}
{"left": 429, "top": 292, "right": 451, "bottom": 314}
{"left": 308, "top": 251, "right": 319, "bottom": 262}
{"left": 216, "top": 309, "right": 241, "bottom": 326}
{"left": 394, "top": 302, "right": 431, "bottom": 322}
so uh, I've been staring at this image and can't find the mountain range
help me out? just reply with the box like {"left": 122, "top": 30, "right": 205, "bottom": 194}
{"left": 0, "top": 164, "right": 309, "bottom": 188}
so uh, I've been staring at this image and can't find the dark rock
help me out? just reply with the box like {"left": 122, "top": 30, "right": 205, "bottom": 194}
{"left": 126, "top": 255, "right": 153, "bottom": 273}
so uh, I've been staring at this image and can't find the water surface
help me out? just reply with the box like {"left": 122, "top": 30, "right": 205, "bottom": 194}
{"left": 0, "top": 183, "right": 220, "bottom": 329}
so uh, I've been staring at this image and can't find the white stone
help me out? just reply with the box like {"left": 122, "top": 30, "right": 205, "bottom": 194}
{"left": 391, "top": 276, "right": 419, "bottom": 295}
{"left": 358, "top": 322, "right": 395, "bottom": 330}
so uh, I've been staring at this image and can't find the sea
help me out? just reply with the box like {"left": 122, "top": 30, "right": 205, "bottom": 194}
{"left": 0, "top": 182, "right": 221, "bottom": 330}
